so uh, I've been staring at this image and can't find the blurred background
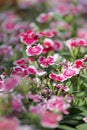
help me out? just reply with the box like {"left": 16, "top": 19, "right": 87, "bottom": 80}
{"left": 0, "top": 0, "right": 87, "bottom": 69}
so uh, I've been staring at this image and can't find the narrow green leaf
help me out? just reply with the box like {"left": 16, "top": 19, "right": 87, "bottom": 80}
{"left": 76, "top": 124, "right": 87, "bottom": 130}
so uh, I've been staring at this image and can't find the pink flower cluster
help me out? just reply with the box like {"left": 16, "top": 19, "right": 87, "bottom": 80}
{"left": 11, "top": 94, "right": 24, "bottom": 112}
{"left": 12, "top": 57, "right": 47, "bottom": 77}
{"left": 43, "top": 38, "right": 63, "bottom": 53}
{"left": 20, "top": 29, "right": 61, "bottom": 57}
{"left": 30, "top": 96, "right": 71, "bottom": 128}
{"left": 65, "top": 38, "right": 87, "bottom": 49}
{"left": 49, "top": 59, "right": 84, "bottom": 82}
{"left": 0, "top": 117, "right": 33, "bottom": 130}
{"left": 49, "top": 67, "right": 78, "bottom": 82}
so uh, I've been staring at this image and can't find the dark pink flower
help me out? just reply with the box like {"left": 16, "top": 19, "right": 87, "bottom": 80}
{"left": 50, "top": 73, "right": 65, "bottom": 82}
{"left": 28, "top": 57, "right": 35, "bottom": 62}
{"left": 49, "top": 73, "right": 58, "bottom": 81}
{"left": 78, "top": 39, "right": 86, "bottom": 46}
{"left": 26, "top": 44, "right": 43, "bottom": 56}
{"left": 27, "top": 66, "right": 37, "bottom": 75}
{"left": 43, "top": 38, "right": 54, "bottom": 53}
{"left": 20, "top": 30, "right": 39, "bottom": 46}
{"left": 38, "top": 56, "right": 54, "bottom": 67}
{"left": 14, "top": 58, "right": 27, "bottom": 66}
{"left": 12, "top": 66, "right": 23, "bottom": 76}
{"left": 57, "top": 74, "right": 65, "bottom": 82}
{"left": 24, "top": 66, "right": 37, "bottom": 75}
{"left": 65, "top": 39, "right": 77, "bottom": 49}
{"left": 74, "top": 59, "right": 83, "bottom": 68}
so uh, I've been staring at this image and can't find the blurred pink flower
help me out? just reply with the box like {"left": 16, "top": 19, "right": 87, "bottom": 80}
{"left": 77, "top": 29, "right": 87, "bottom": 39}
{"left": 2, "top": 20, "right": 16, "bottom": 33}
{"left": 54, "top": 40, "right": 63, "bottom": 51}
{"left": 83, "top": 117, "right": 87, "bottom": 123}
{"left": 41, "top": 110, "right": 61, "bottom": 128}
{"left": 11, "top": 95, "right": 23, "bottom": 112}
{"left": 0, "top": 117, "right": 19, "bottom": 130}
{"left": 47, "top": 96, "right": 70, "bottom": 114}
{"left": 27, "top": 93, "right": 42, "bottom": 102}
{"left": 0, "top": 46, "right": 13, "bottom": 56}
{"left": 37, "top": 12, "right": 53, "bottom": 23}
{"left": 0, "top": 81, "right": 4, "bottom": 91}
{"left": 44, "top": 29, "right": 57, "bottom": 37}
{"left": 4, "top": 75, "right": 20, "bottom": 91}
